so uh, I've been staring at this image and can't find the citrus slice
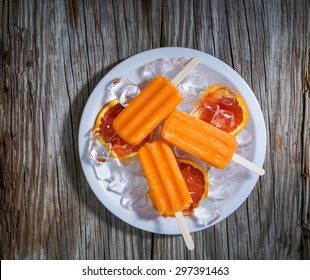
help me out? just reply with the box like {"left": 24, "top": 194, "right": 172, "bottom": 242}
{"left": 177, "top": 158, "right": 209, "bottom": 215}
{"left": 192, "top": 84, "right": 249, "bottom": 135}
{"left": 93, "top": 100, "right": 152, "bottom": 161}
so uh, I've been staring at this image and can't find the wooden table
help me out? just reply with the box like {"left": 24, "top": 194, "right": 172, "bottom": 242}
{"left": 1, "top": 0, "right": 309, "bottom": 260}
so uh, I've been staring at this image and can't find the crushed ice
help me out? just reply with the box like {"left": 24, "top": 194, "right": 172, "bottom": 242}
{"left": 88, "top": 57, "right": 254, "bottom": 227}
{"left": 89, "top": 132, "right": 149, "bottom": 207}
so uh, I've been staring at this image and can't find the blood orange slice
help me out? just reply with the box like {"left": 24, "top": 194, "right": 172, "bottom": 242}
{"left": 192, "top": 84, "right": 249, "bottom": 135}
{"left": 93, "top": 100, "right": 152, "bottom": 161}
{"left": 177, "top": 158, "right": 209, "bottom": 215}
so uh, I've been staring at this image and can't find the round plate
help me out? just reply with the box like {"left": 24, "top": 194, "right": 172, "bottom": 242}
{"left": 78, "top": 47, "right": 266, "bottom": 234}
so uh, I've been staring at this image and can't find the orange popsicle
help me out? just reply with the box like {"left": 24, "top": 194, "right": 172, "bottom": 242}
{"left": 114, "top": 76, "right": 182, "bottom": 145}
{"left": 138, "top": 140, "right": 193, "bottom": 216}
{"left": 113, "top": 57, "right": 201, "bottom": 145}
{"left": 138, "top": 139, "right": 195, "bottom": 250}
{"left": 161, "top": 110, "right": 265, "bottom": 175}
{"left": 161, "top": 110, "right": 238, "bottom": 169}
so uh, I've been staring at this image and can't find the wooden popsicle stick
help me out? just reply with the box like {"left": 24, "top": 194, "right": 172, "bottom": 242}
{"left": 175, "top": 211, "right": 195, "bottom": 250}
{"left": 232, "top": 153, "right": 265, "bottom": 176}
{"left": 171, "top": 57, "right": 201, "bottom": 86}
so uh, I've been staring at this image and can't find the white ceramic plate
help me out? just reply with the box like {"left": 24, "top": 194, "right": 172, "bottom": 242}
{"left": 78, "top": 47, "right": 266, "bottom": 234}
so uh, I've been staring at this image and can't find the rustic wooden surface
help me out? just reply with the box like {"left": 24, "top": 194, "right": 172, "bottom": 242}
{"left": 1, "top": 0, "right": 309, "bottom": 260}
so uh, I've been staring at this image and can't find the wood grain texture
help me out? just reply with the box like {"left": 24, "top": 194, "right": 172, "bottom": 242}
{"left": 0, "top": 0, "right": 309, "bottom": 260}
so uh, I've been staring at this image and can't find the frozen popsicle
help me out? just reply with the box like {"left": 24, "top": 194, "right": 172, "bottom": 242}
{"left": 138, "top": 140, "right": 194, "bottom": 250}
{"left": 161, "top": 110, "right": 265, "bottom": 175}
{"left": 113, "top": 57, "right": 201, "bottom": 145}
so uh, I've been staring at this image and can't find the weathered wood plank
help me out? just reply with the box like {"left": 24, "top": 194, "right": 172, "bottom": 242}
{"left": 1, "top": 0, "right": 309, "bottom": 260}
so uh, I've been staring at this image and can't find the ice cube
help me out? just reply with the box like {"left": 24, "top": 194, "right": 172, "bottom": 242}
{"left": 104, "top": 161, "right": 127, "bottom": 193}
{"left": 179, "top": 71, "right": 210, "bottom": 97}
{"left": 120, "top": 174, "right": 149, "bottom": 210}
{"left": 143, "top": 57, "right": 185, "bottom": 81}
{"left": 88, "top": 133, "right": 112, "bottom": 181}
{"left": 108, "top": 77, "right": 140, "bottom": 107}
{"left": 207, "top": 167, "right": 231, "bottom": 200}
{"left": 89, "top": 133, "right": 111, "bottom": 164}
{"left": 193, "top": 199, "right": 222, "bottom": 226}
{"left": 236, "top": 128, "right": 254, "bottom": 148}
{"left": 178, "top": 72, "right": 209, "bottom": 112}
